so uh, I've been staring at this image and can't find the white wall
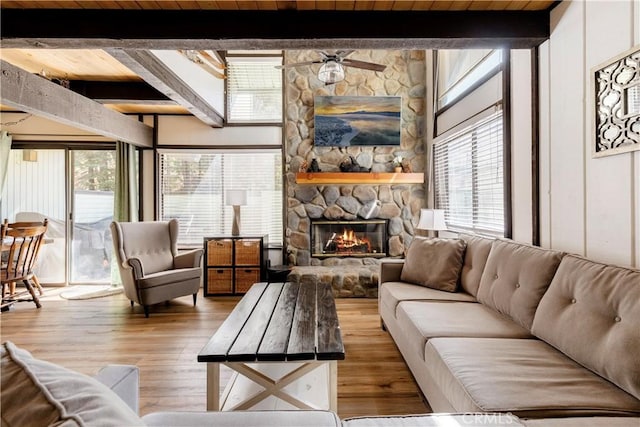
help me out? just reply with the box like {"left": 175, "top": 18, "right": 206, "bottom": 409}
{"left": 540, "top": 0, "right": 640, "bottom": 268}
{"left": 157, "top": 115, "right": 281, "bottom": 146}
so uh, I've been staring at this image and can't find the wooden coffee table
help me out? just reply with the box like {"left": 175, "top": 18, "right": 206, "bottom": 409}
{"left": 198, "top": 281, "right": 344, "bottom": 411}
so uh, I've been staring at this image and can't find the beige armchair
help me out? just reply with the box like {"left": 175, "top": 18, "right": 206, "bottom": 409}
{"left": 110, "top": 219, "right": 203, "bottom": 318}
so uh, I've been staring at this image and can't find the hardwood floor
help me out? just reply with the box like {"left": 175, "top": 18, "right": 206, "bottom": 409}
{"left": 0, "top": 287, "right": 430, "bottom": 419}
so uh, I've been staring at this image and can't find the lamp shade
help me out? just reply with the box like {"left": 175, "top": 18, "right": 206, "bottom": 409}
{"left": 417, "top": 209, "right": 447, "bottom": 231}
{"left": 226, "top": 189, "right": 247, "bottom": 206}
{"left": 318, "top": 61, "right": 345, "bottom": 84}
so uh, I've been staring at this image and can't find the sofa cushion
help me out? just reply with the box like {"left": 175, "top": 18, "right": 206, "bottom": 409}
{"left": 0, "top": 341, "right": 144, "bottom": 427}
{"left": 143, "top": 410, "right": 342, "bottom": 427}
{"left": 477, "top": 240, "right": 564, "bottom": 330}
{"left": 522, "top": 417, "right": 640, "bottom": 427}
{"left": 379, "top": 282, "right": 476, "bottom": 320}
{"left": 396, "top": 301, "right": 531, "bottom": 361}
{"left": 458, "top": 233, "right": 494, "bottom": 297}
{"left": 531, "top": 255, "right": 640, "bottom": 400}
{"left": 343, "top": 413, "right": 524, "bottom": 427}
{"left": 400, "top": 237, "right": 467, "bottom": 292}
{"left": 424, "top": 337, "right": 640, "bottom": 417}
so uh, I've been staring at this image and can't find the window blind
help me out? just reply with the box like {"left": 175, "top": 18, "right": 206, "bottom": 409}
{"left": 227, "top": 56, "right": 283, "bottom": 123}
{"left": 434, "top": 110, "right": 504, "bottom": 235}
{"left": 159, "top": 151, "right": 283, "bottom": 246}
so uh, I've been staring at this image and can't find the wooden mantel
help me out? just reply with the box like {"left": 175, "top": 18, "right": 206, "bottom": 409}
{"left": 296, "top": 172, "right": 424, "bottom": 185}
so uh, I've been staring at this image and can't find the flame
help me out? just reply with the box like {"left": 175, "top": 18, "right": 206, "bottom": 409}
{"left": 332, "top": 228, "right": 371, "bottom": 253}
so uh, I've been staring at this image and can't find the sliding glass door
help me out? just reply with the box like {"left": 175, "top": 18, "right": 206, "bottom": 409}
{"left": 70, "top": 150, "right": 115, "bottom": 283}
{"left": 1, "top": 148, "right": 116, "bottom": 285}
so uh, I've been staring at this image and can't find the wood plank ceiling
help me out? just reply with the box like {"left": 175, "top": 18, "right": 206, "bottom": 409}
{"left": 0, "top": 0, "right": 558, "bottom": 114}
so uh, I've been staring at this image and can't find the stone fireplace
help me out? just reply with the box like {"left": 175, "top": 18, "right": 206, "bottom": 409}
{"left": 310, "top": 219, "right": 388, "bottom": 258}
{"left": 284, "top": 49, "right": 427, "bottom": 268}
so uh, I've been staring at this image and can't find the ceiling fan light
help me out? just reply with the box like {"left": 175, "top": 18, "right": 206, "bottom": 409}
{"left": 318, "top": 61, "right": 345, "bottom": 84}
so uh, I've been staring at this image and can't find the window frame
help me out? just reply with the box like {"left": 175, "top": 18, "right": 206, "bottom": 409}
{"left": 433, "top": 108, "right": 506, "bottom": 237}
{"left": 224, "top": 52, "right": 284, "bottom": 126}
{"left": 157, "top": 148, "right": 283, "bottom": 248}
{"left": 432, "top": 48, "right": 512, "bottom": 238}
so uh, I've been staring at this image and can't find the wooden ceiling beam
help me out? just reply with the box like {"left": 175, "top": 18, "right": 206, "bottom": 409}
{"left": 107, "top": 49, "right": 224, "bottom": 127}
{"left": 0, "top": 9, "right": 550, "bottom": 49}
{"left": 0, "top": 59, "right": 153, "bottom": 147}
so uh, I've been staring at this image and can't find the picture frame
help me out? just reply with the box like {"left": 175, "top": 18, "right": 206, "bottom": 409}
{"left": 314, "top": 96, "right": 401, "bottom": 147}
{"left": 592, "top": 45, "right": 640, "bottom": 158}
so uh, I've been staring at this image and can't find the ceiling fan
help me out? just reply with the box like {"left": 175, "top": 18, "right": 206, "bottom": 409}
{"left": 278, "top": 50, "right": 386, "bottom": 85}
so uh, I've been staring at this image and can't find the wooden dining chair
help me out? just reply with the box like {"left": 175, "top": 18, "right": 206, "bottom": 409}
{"left": 5, "top": 219, "right": 49, "bottom": 296}
{"left": 1, "top": 220, "right": 48, "bottom": 310}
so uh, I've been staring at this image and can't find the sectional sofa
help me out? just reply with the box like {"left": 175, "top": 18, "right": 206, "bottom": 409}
{"left": 379, "top": 234, "right": 640, "bottom": 425}
{"left": 2, "top": 234, "right": 639, "bottom": 426}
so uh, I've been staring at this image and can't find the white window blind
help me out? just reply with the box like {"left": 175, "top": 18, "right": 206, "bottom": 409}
{"left": 434, "top": 110, "right": 504, "bottom": 235}
{"left": 227, "top": 56, "right": 283, "bottom": 123}
{"left": 159, "top": 151, "right": 282, "bottom": 246}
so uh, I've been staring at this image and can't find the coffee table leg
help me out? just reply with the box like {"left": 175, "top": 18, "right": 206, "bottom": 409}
{"left": 207, "top": 362, "right": 220, "bottom": 411}
{"left": 329, "top": 361, "right": 338, "bottom": 412}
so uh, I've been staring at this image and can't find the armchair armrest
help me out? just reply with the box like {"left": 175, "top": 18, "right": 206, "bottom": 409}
{"left": 94, "top": 365, "right": 140, "bottom": 415}
{"left": 174, "top": 248, "right": 204, "bottom": 269}
{"left": 126, "top": 257, "right": 145, "bottom": 279}
{"left": 380, "top": 260, "right": 405, "bottom": 284}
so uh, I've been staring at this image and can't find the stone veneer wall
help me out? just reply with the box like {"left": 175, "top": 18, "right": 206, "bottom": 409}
{"left": 285, "top": 50, "right": 427, "bottom": 267}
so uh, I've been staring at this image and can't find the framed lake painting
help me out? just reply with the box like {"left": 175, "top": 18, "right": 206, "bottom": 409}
{"left": 314, "top": 96, "right": 401, "bottom": 147}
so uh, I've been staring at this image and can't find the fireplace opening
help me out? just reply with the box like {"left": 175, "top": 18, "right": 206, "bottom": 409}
{"left": 311, "top": 219, "right": 388, "bottom": 258}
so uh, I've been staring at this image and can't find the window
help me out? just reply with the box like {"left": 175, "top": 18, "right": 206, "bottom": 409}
{"left": 437, "top": 50, "right": 502, "bottom": 110}
{"left": 433, "top": 110, "right": 504, "bottom": 236}
{"left": 226, "top": 56, "right": 283, "bottom": 123}
{"left": 159, "top": 150, "right": 282, "bottom": 246}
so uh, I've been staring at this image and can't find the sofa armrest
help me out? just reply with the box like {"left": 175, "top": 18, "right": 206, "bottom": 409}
{"left": 174, "top": 248, "right": 204, "bottom": 269}
{"left": 94, "top": 364, "right": 140, "bottom": 415}
{"left": 380, "top": 260, "right": 405, "bottom": 284}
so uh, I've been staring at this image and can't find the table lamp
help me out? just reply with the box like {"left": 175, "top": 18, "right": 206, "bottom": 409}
{"left": 226, "top": 189, "right": 247, "bottom": 236}
{"left": 416, "top": 209, "right": 447, "bottom": 237}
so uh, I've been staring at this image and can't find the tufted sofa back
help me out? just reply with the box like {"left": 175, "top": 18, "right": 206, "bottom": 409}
{"left": 531, "top": 255, "right": 640, "bottom": 400}
{"left": 111, "top": 220, "right": 178, "bottom": 275}
{"left": 476, "top": 239, "right": 565, "bottom": 331}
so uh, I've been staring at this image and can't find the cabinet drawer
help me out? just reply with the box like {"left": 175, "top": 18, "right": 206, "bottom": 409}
{"left": 235, "top": 268, "right": 260, "bottom": 294}
{"left": 207, "top": 268, "right": 233, "bottom": 294}
{"left": 207, "top": 239, "right": 233, "bottom": 266}
{"left": 235, "top": 239, "right": 261, "bottom": 265}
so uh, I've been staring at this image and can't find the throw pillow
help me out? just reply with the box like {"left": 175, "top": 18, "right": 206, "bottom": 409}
{"left": 1, "top": 341, "right": 145, "bottom": 427}
{"left": 400, "top": 237, "right": 467, "bottom": 292}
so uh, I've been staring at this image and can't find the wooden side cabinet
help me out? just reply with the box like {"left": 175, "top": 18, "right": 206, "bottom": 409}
{"left": 203, "top": 235, "right": 268, "bottom": 296}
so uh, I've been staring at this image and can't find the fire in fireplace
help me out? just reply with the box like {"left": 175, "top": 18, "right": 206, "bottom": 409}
{"left": 310, "top": 219, "right": 388, "bottom": 258}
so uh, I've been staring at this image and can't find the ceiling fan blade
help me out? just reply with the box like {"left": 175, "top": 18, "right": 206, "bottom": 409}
{"left": 341, "top": 58, "right": 387, "bottom": 72}
{"left": 336, "top": 50, "right": 355, "bottom": 59}
{"left": 276, "top": 61, "right": 323, "bottom": 69}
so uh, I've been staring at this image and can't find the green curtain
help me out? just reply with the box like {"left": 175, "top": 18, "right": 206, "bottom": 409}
{"left": 112, "top": 141, "right": 138, "bottom": 286}
{"left": 0, "top": 131, "right": 12, "bottom": 202}
{"left": 114, "top": 140, "right": 138, "bottom": 222}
